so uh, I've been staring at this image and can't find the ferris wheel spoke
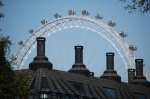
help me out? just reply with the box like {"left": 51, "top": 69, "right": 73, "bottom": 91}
{"left": 13, "top": 15, "right": 135, "bottom": 74}
{"left": 87, "top": 36, "right": 99, "bottom": 66}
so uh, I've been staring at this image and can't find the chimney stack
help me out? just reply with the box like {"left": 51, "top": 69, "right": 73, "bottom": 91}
{"left": 100, "top": 52, "right": 121, "bottom": 82}
{"left": 68, "top": 46, "right": 90, "bottom": 77}
{"left": 37, "top": 37, "right": 45, "bottom": 56}
{"left": 128, "top": 69, "right": 135, "bottom": 83}
{"left": 106, "top": 53, "right": 114, "bottom": 69}
{"left": 75, "top": 46, "right": 83, "bottom": 63}
{"left": 130, "top": 59, "right": 150, "bottom": 88}
{"left": 135, "top": 59, "right": 144, "bottom": 76}
{"left": 29, "top": 37, "right": 53, "bottom": 71}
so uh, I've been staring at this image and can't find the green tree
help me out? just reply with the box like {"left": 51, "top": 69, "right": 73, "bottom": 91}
{"left": 13, "top": 70, "right": 30, "bottom": 99}
{"left": 0, "top": 36, "right": 30, "bottom": 98}
{"left": 0, "top": 36, "right": 14, "bottom": 98}
{"left": 119, "top": 0, "right": 150, "bottom": 14}
{"left": 0, "top": 0, "right": 30, "bottom": 98}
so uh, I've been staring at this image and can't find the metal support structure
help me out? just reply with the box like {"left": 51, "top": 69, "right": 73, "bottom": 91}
{"left": 12, "top": 14, "right": 135, "bottom": 70}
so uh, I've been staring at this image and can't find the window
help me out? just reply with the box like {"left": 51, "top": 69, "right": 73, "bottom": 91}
{"left": 41, "top": 77, "right": 49, "bottom": 92}
{"left": 40, "top": 93, "right": 51, "bottom": 99}
{"left": 70, "top": 82, "right": 86, "bottom": 96}
{"left": 74, "top": 96, "right": 78, "bottom": 99}
{"left": 80, "top": 92, "right": 86, "bottom": 96}
{"left": 29, "top": 95, "right": 33, "bottom": 99}
{"left": 30, "top": 89, "right": 36, "bottom": 92}
{"left": 57, "top": 94, "right": 61, "bottom": 99}
{"left": 66, "top": 95, "right": 69, "bottom": 99}
{"left": 41, "top": 88, "right": 49, "bottom": 91}
{"left": 134, "top": 92, "right": 146, "bottom": 99}
{"left": 97, "top": 96, "right": 101, "bottom": 99}
{"left": 104, "top": 87, "right": 117, "bottom": 99}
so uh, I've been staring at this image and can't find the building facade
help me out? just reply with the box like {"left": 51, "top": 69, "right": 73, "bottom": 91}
{"left": 22, "top": 37, "right": 150, "bottom": 99}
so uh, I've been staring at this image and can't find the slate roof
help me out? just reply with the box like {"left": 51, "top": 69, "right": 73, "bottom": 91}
{"left": 23, "top": 68, "right": 150, "bottom": 99}
{"left": 18, "top": 37, "right": 150, "bottom": 99}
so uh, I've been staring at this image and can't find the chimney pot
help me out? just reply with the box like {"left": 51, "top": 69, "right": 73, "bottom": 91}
{"left": 68, "top": 45, "right": 90, "bottom": 77}
{"left": 106, "top": 52, "right": 114, "bottom": 69}
{"left": 128, "top": 69, "right": 135, "bottom": 83}
{"left": 75, "top": 46, "right": 83, "bottom": 63}
{"left": 29, "top": 37, "right": 53, "bottom": 71}
{"left": 130, "top": 59, "right": 150, "bottom": 88}
{"left": 100, "top": 52, "right": 121, "bottom": 82}
{"left": 36, "top": 37, "right": 46, "bottom": 56}
{"left": 135, "top": 59, "right": 144, "bottom": 76}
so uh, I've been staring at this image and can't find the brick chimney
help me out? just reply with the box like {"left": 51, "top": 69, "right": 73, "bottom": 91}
{"left": 37, "top": 37, "right": 46, "bottom": 56}
{"left": 29, "top": 37, "right": 53, "bottom": 71}
{"left": 128, "top": 69, "right": 135, "bottom": 83}
{"left": 68, "top": 46, "right": 90, "bottom": 77}
{"left": 100, "top": 52, "right": 121, "bottom": 82}
{"left": 130, "top": 59, "right": 150, "bottom": 88}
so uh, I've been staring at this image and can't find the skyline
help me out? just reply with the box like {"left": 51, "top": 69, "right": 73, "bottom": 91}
{"left": 1, "top": 0, "right": 150, "bottom": 82}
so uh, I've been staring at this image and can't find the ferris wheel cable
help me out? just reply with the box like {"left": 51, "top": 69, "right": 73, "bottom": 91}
{"left": 92, "top": 43, "right": 110, "bottom": 72}
{"left": 14, "top": 16, "right": 135, "bottom": 70}
{"left": 78, "top": 28, "right": 84, "bottom": 44}
{"left": 76, "top": 28, "right": 79, "bottom": 44}
{"left": 122, "top": 74, "right": 128, "bottom": 81}
{"left": 15, "top": 32, "right": 43, "bottom": 63}
{"left": 75, "top": 25, "right": 78, "bottom": 45}
{"left": 51, "top": 34, "right": 62, "bottom": 68}
{"left": 91, "top": 37, "right": 105, "bottom": 71}
{"left": 79, "top": 32, "right": 86, "bottom": 45}
{"left": 17, "top": 41, "right": 36, "bottom": 69}
{"left": 84, "top": 31, "right": 89, "bottom": 46}
{"left": 60, "top": 31, "right": 64, "bottom": 69}
{"left": 108, "top": 45, "right": 114, "bottom": 52}
{"left": 69, "top": 22, "right": 125, "bottom": 68}
{"left": 83, "top": 29, "right": 91, "bottom": 58}
{"left": 90, "top": 46, "right": 103, "bottom": 70}
{"left": 84, "top": 30, "right": 95, "bottom": 60}
{"left": 46, "top": 43, "right": 58, "bottom": 68}
{"left": 116, "top": 64, "right": 124, "bottom": 71}
{"left": 67, "top": 29, "right": 74, "bottom": 66}
{"left": 75, "top": 26, "right": 78, "bottom": 45}
{"left": 66, "top": 31, "right": 70, "bottom": 68}
{"left": 98, "top": 41, "right": 109, "bottom": 61}
{"left": 92, "top": 37, "right": 102, "bottom": 59}
{"left": 114, "top": 57, "right": 122, "bottom": 65}
{"left": 56, "top": 32, "right": 63, "bottom": 69}
{"left": 18, "top": 28, "right": 115, "bottom": 69}
{"left": 48, "top": 35, "right": 58, "bottom": 68}
{"left": 121, "top": 71, "right": 127, "bottom": 75}
{"left": 96, "top": 66, "right": 105, "bottom": 76}
{"left": 87, "top": 36, "right": 99, "bottom": 66}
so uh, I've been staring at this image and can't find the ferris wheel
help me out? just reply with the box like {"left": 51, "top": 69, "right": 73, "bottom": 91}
{"left": 11, "top": 10, "right": 137, "bottom": 75}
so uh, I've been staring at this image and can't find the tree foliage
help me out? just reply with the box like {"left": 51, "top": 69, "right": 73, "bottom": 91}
{"left": 0, "top": 36, "right": 14, "bottom": 98}
{"left": 13, "top": 70, "right": 30, "bottom": 99}
{"left": 0, "top": 1, "right": 30, "bottom": 98}
{"left": 0, "top": 36, "right": 30, "bottom": 98}
{"left": 119, "top": 0, "right": 150, "bottom": 14}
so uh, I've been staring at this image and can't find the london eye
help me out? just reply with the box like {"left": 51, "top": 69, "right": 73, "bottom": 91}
{"left": 11, "top": 10, "right": 137, "bottom": 82}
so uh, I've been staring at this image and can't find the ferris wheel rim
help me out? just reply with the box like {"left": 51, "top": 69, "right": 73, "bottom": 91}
{"left": 13, "top": 15, "right": 135, "bottom": 70}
